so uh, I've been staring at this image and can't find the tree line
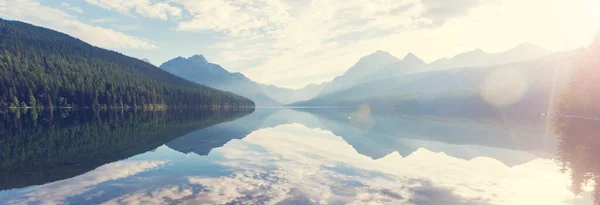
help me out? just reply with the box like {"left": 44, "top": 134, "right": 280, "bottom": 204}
{"left": 0, "top": 19, "right": 254, "bottom": 108}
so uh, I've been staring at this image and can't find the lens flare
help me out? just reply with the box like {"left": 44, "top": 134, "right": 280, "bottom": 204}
{"left": 480, "top": 68, "right": 529, "bottom": 108}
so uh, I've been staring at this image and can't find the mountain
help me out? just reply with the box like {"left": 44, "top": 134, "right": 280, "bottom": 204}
{"left": 0, "top": 19, "right": 254, "bottom": 108}
{"left": 317, "top": 50, "right": 401, "bottom": 96}
{"left": 360, "top": 52, "right": 428, "bottom": 85}
{"left": 427, "top": 43, "right": 551, "bottom": 70}
{"left": 160, "top": 55, "right": 329, "bottom": 105}
{"left": 295, "top": 52, "right": 575, "bottom": 118}
{"left": 313, "top": 44, "right": 551, "bottom": 99}
{"left": 160, "top": 55, "right": 281, "bottom": 106}
{"left": 259, "top": 82, "right": 329, "bottom": 105}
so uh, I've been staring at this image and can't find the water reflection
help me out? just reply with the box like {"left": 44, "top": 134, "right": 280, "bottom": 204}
{"left": 0, "top": 108, "right": 253, "bottom": 190}
{"left": 555, "top": 117, "right": 600, "bottom": 204}
{"left": 0, "top": 108, "right": 596, "bottom": 204}
{"left": 303, "top": 107, "right": 556, "bottom": 166}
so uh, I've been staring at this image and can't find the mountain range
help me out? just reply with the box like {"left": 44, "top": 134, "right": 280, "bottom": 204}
{"left": 315, "top": 43, "right": 552, "bottom": 97}
{"left": 154, "top": 39, "right": 556, "bottom": 110}
{"left": 159, "top": 55, "right": 328, "bottom": 106}
{"left": 294, "top": 42, "right": 577, "bottom": 117}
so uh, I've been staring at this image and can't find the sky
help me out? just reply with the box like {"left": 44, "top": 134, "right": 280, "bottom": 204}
{"left": 0, "top": 0, "right": 599, "bottom": 88}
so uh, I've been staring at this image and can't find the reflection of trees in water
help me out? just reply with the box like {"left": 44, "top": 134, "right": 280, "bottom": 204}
{"left": 556, "top": 118, "right": 600, "bottom": 203}
{"left": 0, "top": 108, "right": 253, "bottom": 190}
{"left": 555, "top": 34, "right": 600, "bottom": 205}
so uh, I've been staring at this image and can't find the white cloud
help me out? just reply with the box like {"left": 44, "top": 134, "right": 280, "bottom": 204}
{"left": 111, "top": 24, "right": 144, "bottom": 31}
{"left": 419, "top": 0, "right": 483, "bottom": 26}
{"left": 0, "top": 0, "right": 157, "bottom": 50}
{"left": 91, "top": 17, "right": 119, "bottom": 23}
{"left": 3, "top": 0, "right": 599, "bottom": 88}
{"left": 61, "top": 2, "right": 84, "bottom": 14}
{"left": 173, "top": 0, "right": 291, "bottom": 38}
{"left": 168, "top": 0, "right": 600, "bottom": 88}
{"left": 6, "top": 160, "right": 167, "bottom": 205}
{"left": 85, "top": 0, "right": 182, "bottom": 20}
{"left": 172, "top": 0, "right": 427, "bottom": 88}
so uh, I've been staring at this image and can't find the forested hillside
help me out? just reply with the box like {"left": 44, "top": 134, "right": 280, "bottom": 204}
{"left": 0, "top": 19, "right": 254, "bottom": 108}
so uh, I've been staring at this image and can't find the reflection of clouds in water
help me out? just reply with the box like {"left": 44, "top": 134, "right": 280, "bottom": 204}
{"left": 4, "top": 160, "right": 166, "bottom": 205}
{"left": 103, "top": 186, "right": 193, "bottom": 205}
{"left": 405, "top": 179, "right": 491, "bottom": 205}
{"left": 175, "top": 124, "right": 581, "bottom": 205}
{"left": 4, "top": 123, "right": 590, "bottom": 204}
{"left": 186, "top": 173, "right": 292, "bottom": 205}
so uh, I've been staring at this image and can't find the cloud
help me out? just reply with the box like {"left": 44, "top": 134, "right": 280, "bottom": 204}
{"left": 172, "top": 0, "right": 291, "bottom": 38}
{"left": 61, "top": 2, "right": 84, "bottom": 14}
{"left": 111, "top": 24, "right": 144, "bottom": 31}
{"left": 0, "top": 0, "right": 157, "bottom": 50}
{"left": 91, "top": 17, "right": 119, "bottom": 23}
{"left": 167, "top": 0, "right": 491, "bottom": 88}
{"left": 5, "top": 160, "right": 166, "bottom": 205}
{"left": 164, "top": 0, "right": 599, "bottom": 88}
{"left": 419, "top": 0, "right": 484, "bottom": 27}
{"left": 171, "top": 0, "right": 425, "bottom": 88}
{"left": 84, "top": 0, "right": 182, "bottom": 20}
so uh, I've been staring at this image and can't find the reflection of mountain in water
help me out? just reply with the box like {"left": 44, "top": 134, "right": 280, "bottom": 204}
{"left": 166, "top": 107, "right": 556, "bottom": 167}
{"left": 296, "top": 108, "right": 557, "bottom": 166}
{"left": 165, "top": 108, "right": 276, "bottom": 155}
{"left": 166, "top": 109, "right": 324, "bottom": 156}
{"left": 0, "top": 108, "right": 253, "bottom": 191}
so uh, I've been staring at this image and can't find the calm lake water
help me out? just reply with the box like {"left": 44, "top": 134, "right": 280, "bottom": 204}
{"left": 0, "top": 107, "right": 597, "bottom": 205}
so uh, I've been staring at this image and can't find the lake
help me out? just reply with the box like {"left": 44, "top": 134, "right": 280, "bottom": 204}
{"left": 0, "top": 107, "right": 597, "bottom": 205}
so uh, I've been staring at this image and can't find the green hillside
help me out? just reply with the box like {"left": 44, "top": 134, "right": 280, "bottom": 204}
{"left": 0, "top": 19, "right": 254, "bottom": 108}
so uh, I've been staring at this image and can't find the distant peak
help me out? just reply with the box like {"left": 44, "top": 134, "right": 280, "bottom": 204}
{"left": 516, "top": 42, "right": 534, "bottom": 47}
{"left": 462, "top": 48, "right": 486, "bottom": 55}
{"left": 374, "top": 50, "right": 388, "bottom": 54}
{"left": 453, "top": 48, "right": 487, "bottom": 58}
{"left": 402, "top": 52, "right": 425, "bottom": 65}
{"left": 188, "top": 54, "right": 209, "bottom": 64}
{"left": 509, "top": 42, "right": 549, "bottom": 53}
{"left": 403, "top": 52, "right": 417, "bottom": 59}
{"left": 472, "top": 48, "right": 485, "bottom": 53}
{"left": 160, "top": 56, "right": 185, "bottom": 67}
{"left": 362, "top": 50, "right": 396, "bottom": 59}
